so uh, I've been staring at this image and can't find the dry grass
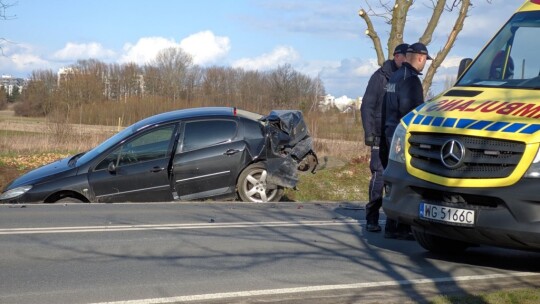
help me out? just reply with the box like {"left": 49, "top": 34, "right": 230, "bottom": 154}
{"left": 285, "top": 156, "right": 371, "bottom": 202}
{"left": 313, "top": 138, "right": 369, "bottom": 163}
{"left": 0, "top": 131, "right": 110, "bottom": 154}
{"left": 0, "top": 110, "right": 116, "bottom": 154}
{"left": 0, "top": 109, "right": 368, "bottom": 162}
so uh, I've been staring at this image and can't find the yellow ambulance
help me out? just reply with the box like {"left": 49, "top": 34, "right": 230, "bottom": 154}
{"left": 383, "top": 0, "right": 540, "bottom": 252}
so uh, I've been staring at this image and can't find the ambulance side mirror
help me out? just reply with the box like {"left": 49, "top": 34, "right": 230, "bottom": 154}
{"left": 457, "top": 58, "right": 473, "bottom": 79}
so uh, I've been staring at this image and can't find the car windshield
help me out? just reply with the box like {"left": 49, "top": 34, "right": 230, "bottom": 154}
{"left": 76, "top": 125, "right": 136, "bottom": 165}
{"left": 457, "top": 10, "right": 540, "bottom": 89}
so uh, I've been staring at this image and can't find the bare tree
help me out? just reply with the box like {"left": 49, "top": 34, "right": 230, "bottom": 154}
{"left": 151, "top": 47, "right": 193, "bottom": 103}
{"left": 0, "top": 0, "right": 16, "bottom": 19}
{"left": 16, "top": 69, "right": 57, "bottom": 116}
{"left": 0, "top": 1, "right": 16, "bottom": 53}
{"left": 0, "top": 86, "right": 7, "bottom": 110}
{"left": 269, "top": 64, "right": 297, "bottom": 108}
{"left": 358, "top": 0, "right": 481, "bottom": 96}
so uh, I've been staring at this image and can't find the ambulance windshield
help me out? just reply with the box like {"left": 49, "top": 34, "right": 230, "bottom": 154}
{"left": 457, "top": 11, "right": 540, "bottom": 89}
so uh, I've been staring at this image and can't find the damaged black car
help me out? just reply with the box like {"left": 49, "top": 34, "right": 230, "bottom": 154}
{"left": 0, "top": 107, "right": 317, "bottom": 204}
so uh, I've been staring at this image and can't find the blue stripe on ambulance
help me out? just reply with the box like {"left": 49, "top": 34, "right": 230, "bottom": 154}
{"left": 402, "top": 114, "right": 540, "bottom": 134}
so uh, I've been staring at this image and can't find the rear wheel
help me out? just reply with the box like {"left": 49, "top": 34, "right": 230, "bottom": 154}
{"left": 412, "top": 226, "right": 470, "bottom": 254}
{"left": 237, "top": 163, "right": 283, "bottom": 202}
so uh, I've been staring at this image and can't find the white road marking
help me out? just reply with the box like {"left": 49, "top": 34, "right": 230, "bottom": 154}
{"left": 89, "top": 272, "right": 540, "bottom": 304}
{"left": 0, "top": 220, "right": 359, "bottom": 235}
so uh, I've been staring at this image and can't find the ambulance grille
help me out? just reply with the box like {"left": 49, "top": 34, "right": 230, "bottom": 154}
{"left": 408, "top": 133, "right": 525, "bottom": 178}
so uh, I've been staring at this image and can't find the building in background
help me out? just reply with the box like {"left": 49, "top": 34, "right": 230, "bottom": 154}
{"left": 0, "top": 75, "right": 26, "bottom": 96}
{"left": 319, "top": 94, "right": 362, "bottom": 112}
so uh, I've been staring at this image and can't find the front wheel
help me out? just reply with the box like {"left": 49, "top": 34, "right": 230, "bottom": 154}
{"left": 412, "top": 226, "right": 470, "bottom": 254}
{"left": 237, "top": 163, "right": 283, "bottom": 202}
{"left": 53, "top": 197, "right": 85, "bottom": 204}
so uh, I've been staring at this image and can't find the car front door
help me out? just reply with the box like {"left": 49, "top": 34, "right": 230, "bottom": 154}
{"left": 88, "top": 124, "right": 177, "bottom": 202}
{"left": 172, "top": 119, "right": 246, "bottom": 200}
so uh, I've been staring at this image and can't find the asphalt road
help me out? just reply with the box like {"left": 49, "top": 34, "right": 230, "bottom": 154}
{"left": 1, "top": 202, "right": 539, "bottom": 304}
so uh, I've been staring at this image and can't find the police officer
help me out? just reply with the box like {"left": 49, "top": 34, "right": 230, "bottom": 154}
{"left": 361, "top": 43, "right": 408, "bottom": 233}
{"left": 381, "top": 42, "right": 432, "bottom": 239}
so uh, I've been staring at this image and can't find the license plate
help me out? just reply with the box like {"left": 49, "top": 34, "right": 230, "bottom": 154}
{"left": 419, "top": 202, "right": 475, "bottom": 226}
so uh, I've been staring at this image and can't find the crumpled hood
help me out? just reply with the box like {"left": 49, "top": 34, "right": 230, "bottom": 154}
{"left": 4, "top": 156, "right": 75, "bottom": 191}
{"left": 402, "top": 87, "right": 540, "bottom": 144}
{"left": 260, "top": 110, "right": 317, "bottom": 188}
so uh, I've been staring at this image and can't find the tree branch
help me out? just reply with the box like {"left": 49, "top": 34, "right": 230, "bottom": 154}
{"left": 0, "top": 1, "right": 17, "bottom": 20}
{"left": 358, "top": 8, "right": 385, "bottom": 66}
{"left": 419, "top": 0, "right": 446, "bottom": 45}
{"left": 422, "top": 0, "right": 471, "bottom": 97}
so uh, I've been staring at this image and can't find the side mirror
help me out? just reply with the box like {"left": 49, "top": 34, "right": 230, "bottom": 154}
{"left": 457, "top": 58, "right": 473, "bottom": 79}
{"left": 107, "top": 162, "right": 117, "bottom": 174}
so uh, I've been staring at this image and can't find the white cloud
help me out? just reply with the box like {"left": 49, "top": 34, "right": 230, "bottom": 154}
{"left": 119, "top": 37, "right": 178, "bottom": 64}
{"left": 53, "top": 42, "right": 116, "bottom": 61}
{"left": 232, "top": 46, "right": 300, "bottom": 70}
{"left": 353, "top": 58, "right": 380, "bottom": 77}
{"left": 119, "top": 31, "right": 230, "bottom": 66}
{"left": 8, "top": 53, "right": 50, "bottom": 70}
{"left": 295, "top": 59, "right": 340, "bottom": 77}
{"left": 440, "top": 56, "right": 462, "bottom": 69}
{"left": 0, "top": 43, "right": 51, "bottom": 75}
{"left": 316, "top": 57, "right": 380, "bottom": 98}
{"left": 179, "top": 31, "right": 230, "bottom": 65}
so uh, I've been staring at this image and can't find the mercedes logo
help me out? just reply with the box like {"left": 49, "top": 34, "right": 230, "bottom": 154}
{"left": 440, "top": 140, "right": 466, "bottom": 169}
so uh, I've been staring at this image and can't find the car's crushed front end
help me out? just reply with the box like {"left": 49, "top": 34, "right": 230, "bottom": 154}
{"left": 260, "top": 110, "right": 318, "bottom": 189}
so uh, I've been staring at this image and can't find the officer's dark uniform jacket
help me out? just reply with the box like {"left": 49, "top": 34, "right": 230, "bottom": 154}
{"left": 360, "top": 59, "right": 399, "bottom": 146}
{"left": 381, "top": 62, "right": 425, "bottom": 167}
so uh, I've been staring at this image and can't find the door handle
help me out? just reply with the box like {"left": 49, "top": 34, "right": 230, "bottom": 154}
{"left": 224, "top": 149, "right": 241, "bottom": 155}
{"left": 150, "top": 166, "right": 165, "bottom": 173}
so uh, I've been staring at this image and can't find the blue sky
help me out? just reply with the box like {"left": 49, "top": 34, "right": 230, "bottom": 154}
{"left": 0, "top": 0, "right": 524, "bottom": 98}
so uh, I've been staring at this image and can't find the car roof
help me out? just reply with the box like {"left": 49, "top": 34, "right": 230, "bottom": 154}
{"left": 131, "top": 107, "right": 263, "bottom": 132}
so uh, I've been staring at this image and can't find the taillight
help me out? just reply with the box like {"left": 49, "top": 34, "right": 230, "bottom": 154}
{"left": 531, "top": 0, "right": 540, "bottom": 4}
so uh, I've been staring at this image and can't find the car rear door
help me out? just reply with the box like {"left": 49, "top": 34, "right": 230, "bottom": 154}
{"left": 88, "top": 124, "right": 177, "bottom": 202}
{"left": 172, "top": 118, "right": 246, "bottom": 200}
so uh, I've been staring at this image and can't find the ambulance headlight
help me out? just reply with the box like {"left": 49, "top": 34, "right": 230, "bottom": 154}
{"left": 388, "top": 124, "right": 406, "bottom": 164}
{"left": 525, "top": 146, "right": 540, "bottom": 178}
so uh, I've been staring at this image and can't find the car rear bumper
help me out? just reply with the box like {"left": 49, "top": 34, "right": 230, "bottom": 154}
{"left": 382, "top": 160, "right": 540, "bottom": 251}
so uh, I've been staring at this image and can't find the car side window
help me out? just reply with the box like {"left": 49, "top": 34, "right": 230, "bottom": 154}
{"left": 95, "top": 125, "right": 175, "bottom": 170}
{"left": 182, "top": 120, "right": 237, "bottom": 152}
{"left": 243, "top": 119, "right": 264, "bottom": 139}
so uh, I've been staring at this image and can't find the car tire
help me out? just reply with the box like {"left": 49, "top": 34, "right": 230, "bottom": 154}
{"left": 54, "top": 197, "right": 85, "bottom": 204}
{"left": 411, "top": 226, "right": 470, "bottom": 254}
{"left": 237, "top": 163, "right": 284, "bottom": 203}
